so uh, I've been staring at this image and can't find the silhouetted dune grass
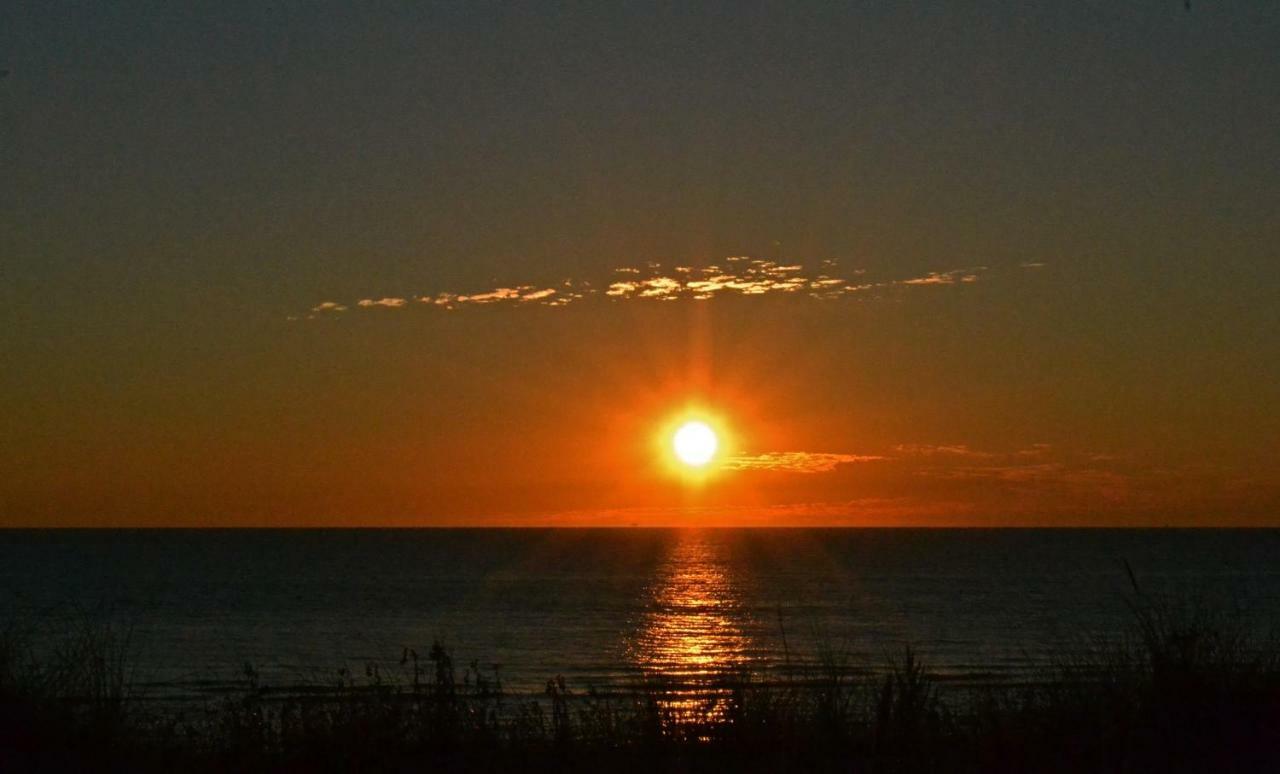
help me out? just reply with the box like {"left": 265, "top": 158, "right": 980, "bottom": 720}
{"left": 3, "top": 591, "right": 1278, "bottom": 772}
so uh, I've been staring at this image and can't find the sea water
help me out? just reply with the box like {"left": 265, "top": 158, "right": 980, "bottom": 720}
{"left": 1, "top": 529, "right": 1277, "bottom": 699}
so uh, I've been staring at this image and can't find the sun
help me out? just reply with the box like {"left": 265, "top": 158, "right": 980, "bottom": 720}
{"left": 654, "top": 407, "right": 733, "bottom": 478}
{"left": 672, "top": 420, "right": 719, "bottom": 467}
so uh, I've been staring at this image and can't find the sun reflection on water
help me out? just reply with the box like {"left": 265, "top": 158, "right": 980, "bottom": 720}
{"left": 629, "top": 531, "right": 752, "bottom": 725}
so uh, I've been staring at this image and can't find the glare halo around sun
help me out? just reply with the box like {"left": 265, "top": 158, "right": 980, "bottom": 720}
{"left": 672, "top": 420, "right": 718, "bottom": 467}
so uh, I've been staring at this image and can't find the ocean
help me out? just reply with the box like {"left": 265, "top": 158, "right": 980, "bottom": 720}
{"left": 2, "top": 529, "right": 1277, "bottom": 700}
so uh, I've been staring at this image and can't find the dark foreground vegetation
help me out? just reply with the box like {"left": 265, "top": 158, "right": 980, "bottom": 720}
{"left": 3, "top": 594, "right": 1278, "bottom": 773}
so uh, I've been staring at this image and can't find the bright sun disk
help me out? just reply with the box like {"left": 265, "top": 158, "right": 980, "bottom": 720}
{"left": 673, "top": 421, "right": 718, "bottom": 467}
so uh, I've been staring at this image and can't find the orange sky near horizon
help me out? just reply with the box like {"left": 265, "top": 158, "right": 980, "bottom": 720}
{"left": 3, "top": 5, "right": 1278, "bottom": 527}
{"left": 6, "top": 273, "right": 1276, "bottom": 528}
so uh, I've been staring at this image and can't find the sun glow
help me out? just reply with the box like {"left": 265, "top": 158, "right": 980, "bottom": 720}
{"left": 673, "top": 421, "right": 719, "bottom": 467}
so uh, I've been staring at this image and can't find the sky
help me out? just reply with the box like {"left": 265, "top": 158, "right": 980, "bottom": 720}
{"left": 2, "top": 1, "right": 1278, "bottom": 527}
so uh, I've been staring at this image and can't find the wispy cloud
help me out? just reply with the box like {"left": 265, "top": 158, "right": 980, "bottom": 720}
{"left": 418, "top": 284, "right": 581, "bottom": 309}
{"left": 902, "top": 443, "right": 1131, "bottom": 501}
{"left": 296, "top": 257, "right": 995, "bottom": 319}
{"left": 898, "top": 267, "right": 985, "bottom": 285}
{"left": 894, "top": 443, "right": 997, "bottom": 458}
{"left": 928, "top": 463, "right": 1130, "bottom": 501}
{"left": 532, "top": 497, "right": 973, "bottom": 527}
{"left": 723, "top": 451, "right": 884, "bottom": 474}
{"left": 895, "top": 442, "right": 1052, "bottom": 460}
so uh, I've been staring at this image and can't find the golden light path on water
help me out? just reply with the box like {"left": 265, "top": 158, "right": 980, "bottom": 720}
{"left": 628, "top": 531, "right": 752, "bottom": 725}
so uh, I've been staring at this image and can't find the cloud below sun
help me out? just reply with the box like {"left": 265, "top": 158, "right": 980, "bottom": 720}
{"left": 722, "top": 451, "right": 885, "bottom": 474}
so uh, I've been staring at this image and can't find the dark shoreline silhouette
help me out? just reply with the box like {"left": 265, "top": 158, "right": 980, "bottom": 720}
{"left": 4, "top": 592, "right": 1278, "bottom": 773}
